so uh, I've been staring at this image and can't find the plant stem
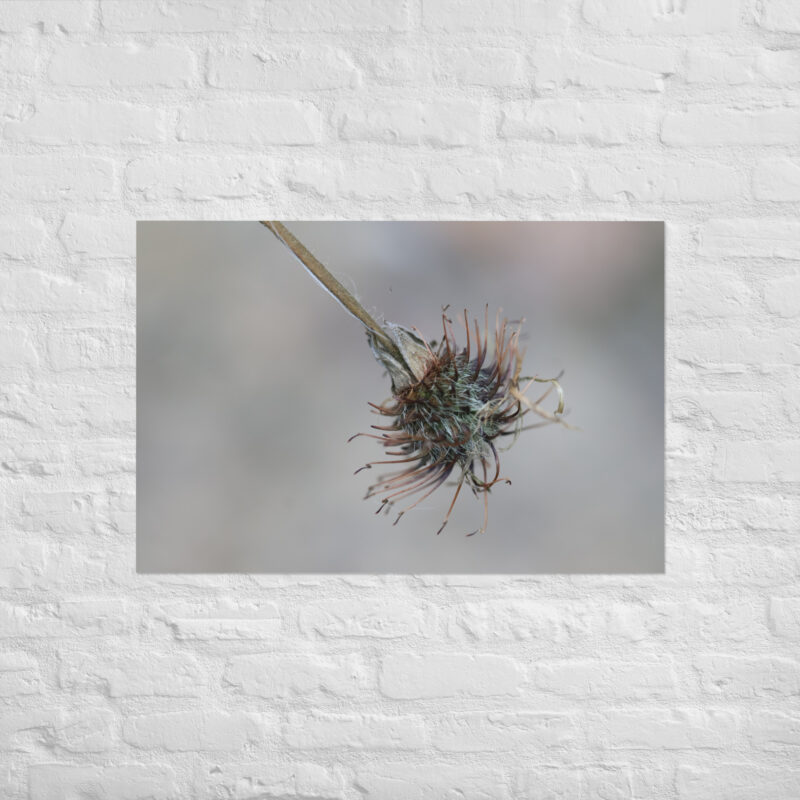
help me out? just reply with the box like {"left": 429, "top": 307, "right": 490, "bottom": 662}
{"left": 260, "top": 221, "right": 404, "bottom": 364}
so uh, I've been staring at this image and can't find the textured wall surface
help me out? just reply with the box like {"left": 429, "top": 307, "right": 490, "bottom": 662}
{"left": 1, "top": 0, "right": 799, "bottom": 798}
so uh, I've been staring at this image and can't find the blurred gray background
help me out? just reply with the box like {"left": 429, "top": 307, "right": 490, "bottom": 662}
{"left": 137, "top": 221, "right": 663, "bottom": 573}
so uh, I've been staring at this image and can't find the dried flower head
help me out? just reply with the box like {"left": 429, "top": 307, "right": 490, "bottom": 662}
{"left": 352, "top": 306, "right": 569, "bottom": 536}
{"left": 260, "top": 221, "right": 571, "bottom": 537}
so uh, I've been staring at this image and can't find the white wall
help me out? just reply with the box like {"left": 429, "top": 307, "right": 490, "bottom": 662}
{"left": 1, "top": 1, "right": 799, "bottom": 797}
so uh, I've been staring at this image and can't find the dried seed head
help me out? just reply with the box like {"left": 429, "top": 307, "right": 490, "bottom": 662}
{"left": 353, "top": 306, "right": 568, "bottom": 536}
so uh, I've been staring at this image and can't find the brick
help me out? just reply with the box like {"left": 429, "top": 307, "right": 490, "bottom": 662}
{"left": 154, "top": 598, "right": 281, "bottom": 640}
{"left": 0, "top": 708, "right": 115, "bottom": 753}
{"left": 0, "top": 1, "right": 93, "bottom": 32}
{"left": 662, "top": 106, "right": 800, "bottom": 146}
{"left": 101, "top": 0, "right": 253, "bottom": 31}
{"left": 177, "top": 100, "right": 321, "bottom": 145}
{"left": 512, "top": 767, "right": 582, "bottom": 798}
{"left": 267, "top": 0, "right": 409, "bottom": 31}
{"left": 535, "top": 43, "right": 680, "bottom": 92}
{"left": 123, "top": 711, "right": 267, "bottom": 752}
{"left": 534, "top": 660, "right": 677, "bottom": 699}
{"left": 337, "top": 99, "right": 482, "bottom": 147}
{"left": 583, "top": 0, "right": 741, "bottom": 34}
{"left": 299, "top": 599, "right": 426, "bottom": 638}
{"left": 497, "top": 161, "right": 577, "bottom": 200}
{"left": 0, "top": 269, "right": 124, "bottom": 313}
{"left": 699, "top": 219, "right": 800, "bottom": 260}
{"left": 447, "top": 600, "right": 592, "bottom": 642}
{"left": 5, "top": 100, "right": 166, "bottom": 145}
{"left": 712, "top": 546, "right": 800, "bottom": 585}
{"left": 599, "top": 709, "right": 739, "bottom": 749}
{"left": 764, "top": 274, "right": 800, "bottom": 317}
{"left": 432, "top": 712, "right": 577, "bottom": 752}
{"left": 208, "top": 46, "right": 360, "bottom": 90}
{"left": 587, "top": 159, "right": 742, "bottom": 202}
{"left": 0, "top": 216, "right": 47, "bottom": 259}
{"left": 672, "top": 325, "right": 800, "bottom": 367}
{"left": 379, "top": 653, "right": 523, "bottom": 699}
{"left": 433, "top": 47, "right": 526, "bottom": 87}
{"left": 59, "top": 651, "right": 205, "bottom": 697}
{"left": 29, "top": 764, "right": 178, "bottom": 800}
{"left": 499, "top": 100, "right": 657, "bottom": 145}
{"left": 428, "top": 160, "right": 498, "bottom": 203}
{"left": 284, "top": 712, "right": 425, "bottom": 749}
{"left": 696, "top": 655, "right": 800, "bottom": 697}
{"left": 423, "top": 0, "right": 567, "bottom": 32}
{"left": 754, "top": 159, "right": 800, "bottom": 201}
{"left": 48, "top": 43, "right": 195, "bottom": 87}
{"left": 685, "top": 50, "right": 755, "bottom": 84}
{"left": 0, "top": 600, "right": 134, "bottom": 638}
{"left": 223, "top": 653, "right": 366, "bottom": 698}
{"left": 47, "top": 328, "right": 133, "bottom": 371}
{"left": 0, "top": 325, "right": 39, "bottom": 367}
{"left": 0, "top": 156, "right": 115, "bottom": 201}
{"left": 770, "top": 597, "right": 800, "bottom": 639}
{"left": 757, "top": 49, "right": 800, "bottom": 84}
{"left": 713, "top": 441, "right": 800, "bottom": 482}
{"left": 0, "top": 28, "right": 39, "bottom": 78}
{"left": 698, "top": 391, "right": 774, "bottom": 432}
{"left": 750, "top": 711, "right": 800, "bottom": 749}
{"left": 759, "top": 0, "right": 800, "bottom": 32}
{"left": 355, "top": 764, "right": 510, "bottom": 799}
{"left": 196, "top": 762, "right": 344, "bottom": 800}
{"left": 126, "top": 155, "right": 275, "bottom": 201}
{"left": 58, "top": 214, "right": 133, "bottom": 258}
{"left": 0, "top": 653, "right": 40, "bottom": 697}
{"left": 677, "top": 764, "right": 800, "bottom": 800}
{"left": 337, "top": 161, "right": 421, "bottom": 201}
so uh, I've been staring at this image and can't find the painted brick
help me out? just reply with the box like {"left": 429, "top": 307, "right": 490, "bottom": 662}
{"left": 423, "top": 0, "right": 568, "bottom": 33}
{"left": 355, "top": 764, "right": 510, "bottom": 799}
{"left": 284, "top": 712, "right": 425, "bottom": 749}
{"left": 587, "top": 159, "right": 742, "bottom": 202}
{"left": 699, "top": 219, "right": 800, "bottom": 260}
{"left": 101, "top": 0, "right": 253, "bottom": 32}
{"left": 4, "top": 100, "right": 166, "bottom": 145}
{"left": 676, "top": 764, "right": 800, "bottom": 800}
{"left": 534, "top": 660, "right": 677, "bottom": 699}
{"left": 154, "top": 599, "right": 281, "bottom": 640}
{"left": 299, "top": 599, "right": 427, "bottom": 638}
{"left": 223, "top": 653, "right": 366, "bottom": 698}
{"left": 379, "top": 653, "right": 523, "bottom": 699}
{"left": 0, "top": 653, "right": 40, "bottom": 697}
{"left": 430, "top": 711, "right": 578, "bottom": 752}
{"left": 337, "top": 99, "right": 482, "bottom": 147}
{"left": 59, "top": 651, "right": 206, "bottom": 697}
{"left": 0, "top": 1, "right": 93, "bottom": 32}
{"left": 696, "top": 655, "right": 800, "bottom": 697}
{"left": 126, "top": 155, "right": 275, "bottom": 200}
{"left": 753, "top": 159, "right": 800, "bottom": 201}
{"left": 48, "top": 43, "right": 196, "bottom": 87}
{"left": 195, "top": 762, "right": 344, "bottom": 800}
{"left": 758, "top": 0, "right": 800, "bottom": 33}
{"left": 0, "top": 216, "right": 47, "bottom": 259}
{"left": 29, "top": 764, "right": 178, "bottom": 800}
{"left": 499, "top": 100, "right": 657, "bottom": 145}
{"left": 58, "top": 214, "right": 133, "bottom": 258}
{"left": 583, "top": 0, "right": 742, "bottom": 34}
{"left": 662, "top": 106, "right": 800, "bottom": 146}
{"left": 208, "top": 46, "right": 360, "bottom": 91}
{"left": 177, "top": 100, "right": 322, "bottom": 145}
{"left": 266, "top": 0, "right": 410, "bottom": 31}
{"left": 123, "top": 711, "right": 267, "bottom": 752}
{"left": 0, "top": 156, "right": 115, "bottom": 201}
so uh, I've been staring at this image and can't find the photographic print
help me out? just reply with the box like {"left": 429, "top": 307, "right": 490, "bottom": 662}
{"left": 137, "top": 221, "right": 664, "bottom": 573}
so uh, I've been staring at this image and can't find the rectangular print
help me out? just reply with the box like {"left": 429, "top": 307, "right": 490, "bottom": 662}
{"left": 137, "top": 221, "right": 664, "bottom": 573}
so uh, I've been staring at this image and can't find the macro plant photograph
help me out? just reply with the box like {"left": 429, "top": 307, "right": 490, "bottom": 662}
{"left": 137, "top": 221, "right": 664, "bottom": 573}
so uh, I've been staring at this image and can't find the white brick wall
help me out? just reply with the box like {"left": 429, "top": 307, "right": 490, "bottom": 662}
{"left": 0, "top": 0, "right": 798, "bottom": 797}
